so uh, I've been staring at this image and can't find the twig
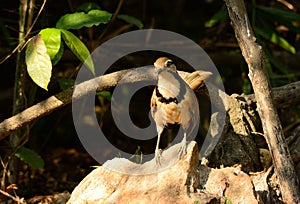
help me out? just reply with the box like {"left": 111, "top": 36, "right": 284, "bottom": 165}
{"left": 94, "top": 0, "right": 124, "bottom": 48}
{"left": 0, "top": 189, "right": 25, "bottom": 203}
{"left": 224, "top": 0, "right": 300, "bottom": 203}
{"left": 0, "top": 157, "right": 7, "bottom": 190}
{"left": 0, "top": 0, "right": 47, "bottom": 64}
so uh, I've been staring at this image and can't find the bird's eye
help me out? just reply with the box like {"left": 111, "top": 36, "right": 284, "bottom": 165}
{"left": 165, "top": 60, "right": 174, "bottom": 68}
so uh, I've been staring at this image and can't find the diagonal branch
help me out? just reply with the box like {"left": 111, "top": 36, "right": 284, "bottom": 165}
{"left": 0, "top": 68, "right": 132, "bottom": 140}
{"left": 1, "top": 66, "right": 300, "bottom": 143}
{"left": 224, "top": 0, "right": 300, "bottom": 203}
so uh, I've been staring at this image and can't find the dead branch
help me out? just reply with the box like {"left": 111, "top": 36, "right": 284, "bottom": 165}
{"left": 0, "top": 68, "right": 132, "bottom": 140}
{"left": 0, "top": 189, "right": 25, "bottom": 203}
{"left": 224, "top": 0, "right": 300, "bottom": 202}
{"left": 247, "top": 81, "right": 300, "bottom": 109}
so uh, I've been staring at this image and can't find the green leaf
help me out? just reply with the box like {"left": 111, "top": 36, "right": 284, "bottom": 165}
{"left": 51, "top": 40, "right": 64, "bottom": 66}
{"left": 39, "top": 28, "right": 62, "bottom": 63}
{"left": 60, "top": 29, "right": 95, "bottom": 75}
{"left": 25, "top": 35, "right": 52, "bottom": 90}
{"left": 225, "top": 198, "right": 233, "bottom": 204}
{"left": 257, "top": 6, "right": 300, "bottom": 23}
{"left": 254, "top": 26, "right": 296, "bottom": 54}
{"left": 15, "top": 147, "right": 44, "bottom": 169}
{"left": 96, "top": 91, "right": 112, "bottom": 100}
{"left": 77, "top": 2, "right": 101, "bottom": 13}
{"left": 256, "top": 8, "right": 300, "bottom": 33}
{"left": 205, "top": 7, "right": 228, "bottom": 28}
{"left": 56, "top": 9, "right": 112, "bottom": 30}
{"left": 117, "top": 14, "right": 143, "bottom": 29}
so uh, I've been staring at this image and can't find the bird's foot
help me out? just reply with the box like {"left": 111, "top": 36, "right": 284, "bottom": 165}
{"left": 155, "top": 149, "right": 163, "bottom": 166}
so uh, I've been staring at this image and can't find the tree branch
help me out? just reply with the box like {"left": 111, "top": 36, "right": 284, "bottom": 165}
{"left": 0, "top": 68, "right": 152, "bottom": 140}
{"left": 1, "top": 67, "right": 300, "bottom": 142}
{"left": 247, "top": 81, "right": 300, "bottom": 109}
{"left": 224, "top": 0, "right": 300, "bottom": 202}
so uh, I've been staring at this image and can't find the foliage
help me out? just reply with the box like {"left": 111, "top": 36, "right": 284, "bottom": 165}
{"left": 25, "top": 2, "right": 143, "bottom": 90}
{"left": 225, "top": 198, "right": 233, "bottom": 204}
{"left": 96, "top": 90, "right": 112, "bottom": 100}
{"left": 21, "top": 2, "right": 142, "bottom": 168}
{"left": 117, "top": 14, "right": 144, "bottom": 29}
{"left": 60, "top": 29, "right": 95, "bottom": 74}
{"left": 25, "top": 35, "right": 52, "bottom": 90}
{"left": 205, "top": 4, "right": 299, "bottom": 54}
{"left": 255, "top": 6, "right": 299, "bottom": 54}
{"left": 15, "top": 147, "right": 44, "bottom": 169}
{"left": 205, "top": 2, "right": 300, "bottom": 91}
{"left": 56, "top": 10, "right": 112, "bottom": 30}
{"left": 205, "top": 7, "right": 228, "bottom": 28}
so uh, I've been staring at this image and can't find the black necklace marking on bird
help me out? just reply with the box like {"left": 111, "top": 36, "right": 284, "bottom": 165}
{"left": 154, "top": 72, "right": 187, "bottom": 104}
{"left": 155, "top": 86, "right": 178, "bottom": 104}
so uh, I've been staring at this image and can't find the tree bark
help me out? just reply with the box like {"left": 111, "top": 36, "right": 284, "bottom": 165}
{"left": 224, "top": 0, "right": 300, "bottom": 203}
{"left": 8, "top": 0, "right": 31, "bottom": 186}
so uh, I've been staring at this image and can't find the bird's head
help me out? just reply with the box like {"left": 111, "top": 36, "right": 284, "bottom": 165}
{"left": 154, "top": 57, "right": 177, "bottom": 72}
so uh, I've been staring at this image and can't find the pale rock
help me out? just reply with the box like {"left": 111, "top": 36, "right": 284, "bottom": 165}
{"left": 67, "top": 141, "right": 258, "bottom": 204}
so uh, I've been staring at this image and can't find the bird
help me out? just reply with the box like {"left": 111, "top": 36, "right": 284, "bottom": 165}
{"left": 150, "top": 57, "right": 212, "bottom": 165}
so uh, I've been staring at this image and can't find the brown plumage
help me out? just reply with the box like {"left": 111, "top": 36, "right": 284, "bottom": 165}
{"left": 180, "top": 70, "right": 212, "bottom": 91}
{"left": 150, "top": 57, "right": 211, "bottom": 165}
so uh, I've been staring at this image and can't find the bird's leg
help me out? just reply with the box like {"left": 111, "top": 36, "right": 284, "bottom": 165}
{"left": 178, "top": 132, "right": 187, "bottom": 159}
{"left": 154, "top": 126, "right": 163, "bottom": 166}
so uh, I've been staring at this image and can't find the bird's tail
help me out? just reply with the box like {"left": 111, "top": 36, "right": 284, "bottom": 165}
{"left": 179, "top": 70, "right": 212, "bottom": 91}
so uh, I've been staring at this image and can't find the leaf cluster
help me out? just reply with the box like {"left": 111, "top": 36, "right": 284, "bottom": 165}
{"left": 205, "top": 2, "right": 300, "bottom": 89}
{"left": 20, "top": 2, "right": 143, "bottom": 168}
{"left": 25, "top": 2, "right": 143, "bottom": 90}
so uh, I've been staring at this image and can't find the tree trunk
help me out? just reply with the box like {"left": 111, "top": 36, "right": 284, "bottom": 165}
{"left": 224, "top": 0, "right": 300, "bottom": 203}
